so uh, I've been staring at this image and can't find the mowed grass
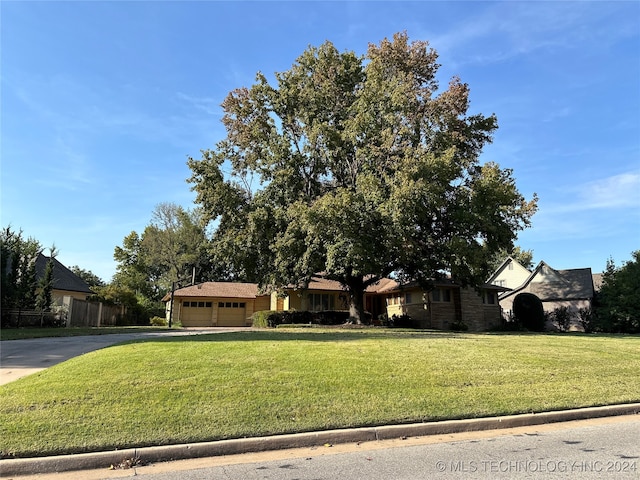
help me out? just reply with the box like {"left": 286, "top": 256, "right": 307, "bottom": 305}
{"left": 1, "top": 329, "right": 639, "bottom": 458}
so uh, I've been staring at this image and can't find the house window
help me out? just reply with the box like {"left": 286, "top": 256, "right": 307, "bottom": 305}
{"left": 218, "top": 302, "right": 224, "bottom": 308}
{"left": 431, "top": 288, "right": 451, "bottom": 302}
{"left": 225, "top": 302, "right": 232, "bottom": 308}
{"left": 205, "top": 302, "right": 212, "bottom": 308}
{"left": 239, "top": 302, "right": 246, "bottom": 308}
{"left": 405, "top": 293, "right": 412, "bottom": 304}
{"left": 484, "top": 292, "right": 496, "bottom": 305}
{"left": 508, "top": 263, "right": 514, "bottom": 270}
{"left": 309, "top": 293, "right": 334, "bottom": 311}
{"left": 496, "top": 280, "right": 506, "bottom": 287}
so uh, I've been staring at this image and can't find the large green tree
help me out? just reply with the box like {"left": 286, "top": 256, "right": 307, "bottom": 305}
{"left": 113, "top": 203, "right": 214, "bottom": 301}
{"left": 596, "top": 251, "right": 640, "bottom": 333}
{"left": 188, "top": 33, "right": 537, "bottom": 322}
{"left": 487, "top": 246, "right": 535, "bottom": 273}
{"left": 69, "top": 265, "right": 105, "bottom": 288}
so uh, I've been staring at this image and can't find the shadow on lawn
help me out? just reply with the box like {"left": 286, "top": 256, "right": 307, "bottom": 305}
{"left": 126, "top": 328, "right": 476, "bottom": 344}
{"left": 122, "top": 328, "right": 633, "bottom": 345}
{"left": 128, "top": 328, "right": 640, "bottom": 347}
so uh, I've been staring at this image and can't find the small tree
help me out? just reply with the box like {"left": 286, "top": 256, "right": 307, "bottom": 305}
{"left": 1, "top": 227, "right": 42, "bottom": 311}
{"left": 578, "top": 307, "right": 596, "bottom": 333}
{"left": 549, "top": 306, "right": 573, "bottom": 332}
{"left": 596, "top": 251, "right": 640, "bottom": 333}
{"left": 36, "top": 246, "right": 57, "bottom": 314}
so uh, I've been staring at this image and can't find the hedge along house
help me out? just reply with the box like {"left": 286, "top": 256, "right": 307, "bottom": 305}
{"left": 493, "top": 260, "right": 596, "bottom": 330}
{"left": 164, "top": 282, "right": 270, "bottom": 327}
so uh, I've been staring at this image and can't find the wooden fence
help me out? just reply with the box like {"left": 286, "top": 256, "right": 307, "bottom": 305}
{"left": 65, "top": 298, "right": 126, "bottom": 327}
{"left": 2, "top": 299, "right": 127, "bottom": 328}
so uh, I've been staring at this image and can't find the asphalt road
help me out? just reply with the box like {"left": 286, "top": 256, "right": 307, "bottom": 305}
{"left": 0, "top": 328, "right": 251, "bottom": 385}
{"left": 15, "top": 415, "right": 639, "bottom": 480}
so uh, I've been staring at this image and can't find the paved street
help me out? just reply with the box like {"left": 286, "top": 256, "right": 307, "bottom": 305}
{"left": 14, "top": 415, "right": 639, "bottom": 480}
{"left": 0, "top": 328, "right": 251, "bottom": 385}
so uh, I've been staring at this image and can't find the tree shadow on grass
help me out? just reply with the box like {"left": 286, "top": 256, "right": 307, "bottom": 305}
{"left": 117, "top": 328, "right": 637, "bottom": 345}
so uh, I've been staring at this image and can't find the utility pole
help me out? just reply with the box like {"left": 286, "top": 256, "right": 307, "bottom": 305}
{"left": 168, "top": 269, "right": 196, "bottom": 329}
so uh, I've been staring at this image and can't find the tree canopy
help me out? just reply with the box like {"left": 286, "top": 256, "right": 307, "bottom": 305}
{"left": 596, "top": 251, "right": 640, "bottom": 333}
{"left": 487, "top": 246, "right": 535, "bottom": 273}
{"left": 188, "top": 32, "right": 538, "bottom": 322}
{"left": 112, "top": 202, "right": 214, "bottom": 301}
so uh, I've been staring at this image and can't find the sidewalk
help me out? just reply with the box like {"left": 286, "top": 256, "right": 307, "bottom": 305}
{"left": 2, "top": 403, "right": 639, "bottom": 477}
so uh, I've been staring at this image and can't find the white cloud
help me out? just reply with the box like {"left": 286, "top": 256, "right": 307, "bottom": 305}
{"left": 427, "top": 2, "right": 637, "bottom": 68}
{"left": 176, "top": 92, "right": 222, "bottom": 116}
{"left": 555, "top": 171, "right": 640, "bottom": 212}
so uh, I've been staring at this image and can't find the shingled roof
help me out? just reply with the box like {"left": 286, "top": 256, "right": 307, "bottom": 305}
{"left": 165, "top": 282, "right": 262, "bottom": 301}
{"left": 501, "top": 262, "right": 594, "bottom": 301}
{"left": 35, "top": 254, "right": 93, "bottom": 295}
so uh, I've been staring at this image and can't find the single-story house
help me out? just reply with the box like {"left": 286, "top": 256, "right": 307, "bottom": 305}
{"left": 35, "top": 254, "right": 94, "bottom": 303}
{"left": 166, "top": 275, "right": 508, "bottom": 331}
{"left": 489, "top": 259, "right": 596, "bottom": 330}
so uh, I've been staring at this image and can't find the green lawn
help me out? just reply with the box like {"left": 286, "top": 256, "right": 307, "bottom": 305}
{"left": 1, "top": 329, "right": 639, "bottom": 458}
{"left": 0, "top": 326, "right": 171, "bottom": 341}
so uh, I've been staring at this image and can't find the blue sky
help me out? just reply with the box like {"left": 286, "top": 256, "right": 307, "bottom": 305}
{"left": 2, "top": 1, "right": 639, "bottom": 282}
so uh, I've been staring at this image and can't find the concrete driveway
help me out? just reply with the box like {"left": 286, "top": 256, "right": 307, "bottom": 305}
{"left": 0, "top": 328, "right": 252, "bottom": 385}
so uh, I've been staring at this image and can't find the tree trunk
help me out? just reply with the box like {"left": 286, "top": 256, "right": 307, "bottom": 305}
{"left": 346, "top": 277, "right": 366, "bottom": 324}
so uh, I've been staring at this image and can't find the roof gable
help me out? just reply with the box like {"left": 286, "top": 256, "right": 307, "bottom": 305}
{"left": 486, "top": 256, "right": 531, "bottom": 285}
{"left": 36, "top": 254, "right": 93, "bottom": 294}
{"left": 501, "top": 261, "right": 594, "bottom": 301}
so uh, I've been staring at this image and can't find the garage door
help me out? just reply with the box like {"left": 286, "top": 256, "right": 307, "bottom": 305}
{"left": 217, "top": 301, "right": 247, "bottom": 326}
{"left": 181, "top": 301, "right": 213, "bottom": 327}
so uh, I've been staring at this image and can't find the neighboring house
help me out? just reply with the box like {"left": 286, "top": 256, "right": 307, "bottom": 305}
{"left": 35, "top": 254, "right": 93, "bottom": 303}
{"left": 486, "top": 256, "right": 532, "bottom": 289}
{"left": 167, "top": 275, "right": 507, "bottom": 331}
{"left": 496, "top": 260, "right": 595, "bottom": 330}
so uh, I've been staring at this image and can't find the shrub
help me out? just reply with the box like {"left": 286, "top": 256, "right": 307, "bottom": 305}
{"left": 549, "top": 306, "right": 573, "bottom": 332}
{"left": 449, "top": 320, "right": 468, "bottom": 331}
{"left": 389, "top": 314, "right": 416, "bottom": 328}
{"left": 313, "top": 310, "right": 350, "bottom": 325}
{"left": 150, "top": 316, "right": 167, "bottom": 326}
{"left": 251, "top": 310, "right": 295, "bottom": 328}
{"left": 513, "top": 293, "right": 546, "bottom": 331}
{"left": 286, "top": 310, "right": 313, "bottom": 324}
{"left": 578, "top": 307, "right": 596, "bottom": 333}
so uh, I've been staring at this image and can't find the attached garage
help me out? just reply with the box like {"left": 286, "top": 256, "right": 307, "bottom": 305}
{"left": 164, "top": 282, "right": 270, "bottom": 327}
{"left": 215, "top": 300, "right": 247, "bottom": 327}
{"left": 181, "top": 300, "right": 214, "bottom": 327}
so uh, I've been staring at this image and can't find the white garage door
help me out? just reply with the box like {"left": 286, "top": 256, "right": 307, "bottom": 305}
{"left": 181, "top": 301, "right": 213, "bottom": 327}
{"left": 217, "top": 301, "right": 247, "bottom": 327}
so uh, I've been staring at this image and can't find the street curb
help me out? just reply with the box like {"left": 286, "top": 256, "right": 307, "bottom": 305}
{"left": 2, "top": 403, "right": 639, "bottom": 477}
